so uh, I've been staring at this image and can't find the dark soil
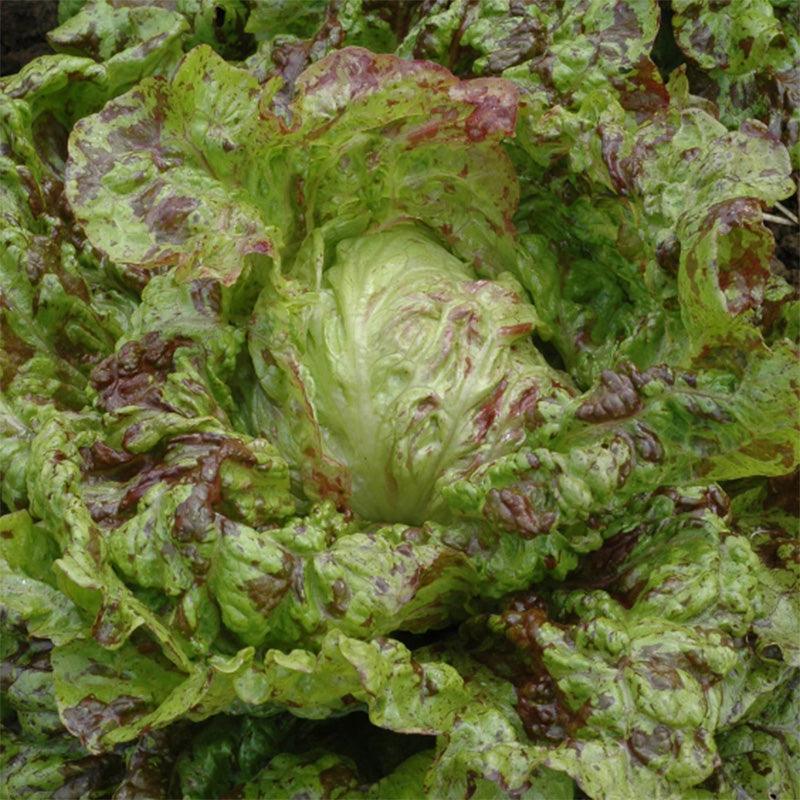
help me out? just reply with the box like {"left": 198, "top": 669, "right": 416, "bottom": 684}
{"left": 766, "top": 189, "right": 799, "bottom": 282}
{"left": 1, "top": 0, "right": 59, "bottom": 76}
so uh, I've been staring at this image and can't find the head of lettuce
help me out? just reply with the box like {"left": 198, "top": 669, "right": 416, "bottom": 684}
{"left": 1, "top": 3, "right": 798, "bottom": 797}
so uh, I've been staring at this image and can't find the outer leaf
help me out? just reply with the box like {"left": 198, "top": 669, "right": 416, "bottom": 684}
{"left": 235, "top": 629, "right": 466, "bottom": 734}
{"left": 418, "top": 494, "right": 796, "bottom": 799}
{"left": 66, "top": 46, "right": 281, "bottom": 285}
{"left": 0, "top": 511, "right": 86, "bottom": 645}
{"left": 66, "top": 45, "right": 520, "bottom": 285}
{"left": 446, "top": 350, "right": 799, "bottom": 540}
{"left": 0, "top": 729, "right": 122, "bottom": 799}
{"left": 242, "top": 751, "right": 362, "bottom": 799}
{"left": 48, "top": 1, "right": 187, "bottom": 63}
{"left": 671, "top": 0, "right": 799, "bottom": 165}
{"left": 1, "top": 626, "right": 63, "bottom": 740}
{"left": 398, "top": 0, "right": 660, "bottom": 107}
{"left": 242, "top": 748, "right": 437, "bottom": 799}
{"left": 245, "top": 0, "right": 329, "bottom": 42}
{"left": 2, "top": 24, "right": 187, "bottom": 142}
{"left": 716, "top": 673, "right": 800, "bottom": 799}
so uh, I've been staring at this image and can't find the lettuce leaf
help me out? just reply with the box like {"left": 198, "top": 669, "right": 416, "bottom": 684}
{"left": 2, "top": 3, "right": 797, "bottom": 797}
{"left": 66, "top": 44, "right": 519, "bottom": 285}
{"left": 414, "top": 494, "right": 798, "bottom": 798}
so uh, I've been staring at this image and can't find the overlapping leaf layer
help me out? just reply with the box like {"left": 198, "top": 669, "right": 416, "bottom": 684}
{"left": 1, "top": 2, "right": 797, "bottom": 798}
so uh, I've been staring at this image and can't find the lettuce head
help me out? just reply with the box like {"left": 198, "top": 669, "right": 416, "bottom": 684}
{"left": 1, "top": 1, "right": 798, "bottom": 798}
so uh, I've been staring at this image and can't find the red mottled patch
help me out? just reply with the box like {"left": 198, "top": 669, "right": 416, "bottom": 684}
{"left": 701, "top": 197, "right": 771, "bottom": 315}
{"left": 599, "top": 127, "right": 630, "bottom": 194}
{"left": 498, "top": 322, "right": 533, "bottom": 338}
{"left": 248, "top": 239, "right": 274, "bottom": 255}
{"left": 510, "top": 385, "right": 539, "bottom": 419}
{"left": 486, "top": 488, "right": 556, "bottom": 537}
{"left": 148, "top": 196, "right": 199, "bottom": 243}
{"left": 576, "top": 369, "right": 642, "bottom": 422}
{"left": 614, "top": 56, "right": 669, "bottom": 118}
{"left": 474, "top": 380, "right": 508, "bottom": 443}
{"left": 62, "top": 695, "right": 150, "bottom": 749}
{"left": 451, "top": 80, "right": 519, "bottom": 142}
{"left": 90, "top": 332, "right": 192, "bottom": 413}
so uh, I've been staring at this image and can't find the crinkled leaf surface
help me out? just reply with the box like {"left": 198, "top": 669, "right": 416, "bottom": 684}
{"left": 250, "top": 224, "right": 564, "bottom": 523}
{"left": 413, "top": 495, "right": 798, "bottom": 799}
{"left": 66, "top": 44, "right": 519, "bottom": 286}
{"left": 2, "top": 2, "right": 799, "bottom": 798}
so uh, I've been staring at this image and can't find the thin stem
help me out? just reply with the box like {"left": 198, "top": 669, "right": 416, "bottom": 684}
{"left": 774, "top": 201, "right": 798, "bottom": 224}
{"left": 763, "top": 213, "right": 794, "bottom": 226}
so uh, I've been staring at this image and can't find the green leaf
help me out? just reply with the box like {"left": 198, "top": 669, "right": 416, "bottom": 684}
{"left": 0, "top": 511, "right": 86, "bottom": 644}
{"left": 250, "top": 224, "right": 564, "bottom": 524}
{"left": 717, "top": 673, "right": 800, "bottom": 799}
{"left": 0, "top": 729, "right": 122, "bottom": 798}
{"left": 66, "top": 45, "right": 282, "bottom": 286}
{"left": 66, "top": 44, "right": 520, "bottom": 286}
